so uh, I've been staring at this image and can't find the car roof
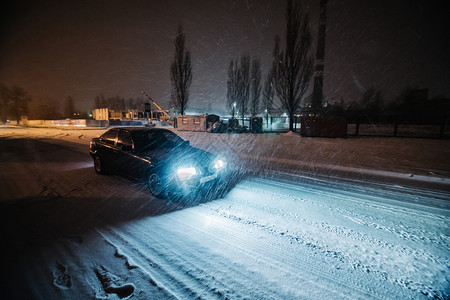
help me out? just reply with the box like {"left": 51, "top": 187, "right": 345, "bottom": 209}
{"left": 112, "top": 127, "right": 172, "bottom": 133}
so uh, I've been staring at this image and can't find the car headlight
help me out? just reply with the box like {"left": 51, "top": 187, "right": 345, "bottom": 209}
{"left": 177, "top": 167, "right": 197, "bottom": 180}
{"left": 213, "top": 159, "right": 225, "bottom": 170}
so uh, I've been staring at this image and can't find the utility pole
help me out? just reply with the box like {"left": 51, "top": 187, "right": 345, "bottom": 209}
{"left": 311, "top": 0, "right": 328, "bottom": 115}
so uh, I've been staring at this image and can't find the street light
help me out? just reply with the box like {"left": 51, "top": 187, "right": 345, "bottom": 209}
{"left": 264, "top": 109, "right": 268, "bottom": 129}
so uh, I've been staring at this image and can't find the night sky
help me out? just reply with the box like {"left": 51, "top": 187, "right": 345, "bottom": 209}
{"left": 1, "top": 0, "right": 449, "bottom": 114}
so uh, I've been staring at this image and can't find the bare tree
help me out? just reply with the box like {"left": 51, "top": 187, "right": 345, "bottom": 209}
{"left": 272, "top": 0, "right": 313, "bottom": 131}
{"left": 360, "top": 87, "right": 384, "bottom": 120}
{"left": 0, "top": 84, "right": 10, "bottom": 124}
{"left": 226, "top": 55, "right": 251, "bottom": 124}
{"left": 262, "top": 70, "right": 275, "bottom": 125}
{"left": 226, "top": 59, "right": 238, "bottom": 118}
{"left": 28, "top": 96, "right": 61, "bottom": 120}
{"left": 170, "top": 23, "right": 192, "bottom": 116}
{"left": 126, "top": 97, "right": 135, "bottom": 111}
{"left": 237, "top": 54, "right": 250, "bottom": 124}
{"left": 250, "top": 57, "right": 262, "bottom": 117}
{"left": 64, "top": 96, "right": 75, "bottom": 118}
{"left": 9, "top": 85, "right": 31, "bottom": 124}
{"left": 94, "top": 94, "right": 108, "bottom": 109}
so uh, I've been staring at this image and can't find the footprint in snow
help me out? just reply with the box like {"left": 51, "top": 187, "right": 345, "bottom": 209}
{"left": 53, "top": 262, "right": 72, "bottom": 290}
{"left": 114, "top": 249, "right": 138, "bottom": 270}
{"left": 94, "top": 266, "right": 135, "bottom": 299}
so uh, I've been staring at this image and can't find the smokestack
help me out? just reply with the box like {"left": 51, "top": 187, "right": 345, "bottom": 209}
{"left": 311, "top": 0, "right": 328, "bottom": 115}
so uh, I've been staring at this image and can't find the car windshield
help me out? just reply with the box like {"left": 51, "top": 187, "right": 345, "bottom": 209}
{"left": 132, "top": 130, "right": 185, "bottom": 151}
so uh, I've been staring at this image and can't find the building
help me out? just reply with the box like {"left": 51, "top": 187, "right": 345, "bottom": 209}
{"left": 176, "top": 114, "right": 220, "bottom": 131}
{"left": 92, "top": 108, "right": 170, "bottom": 121}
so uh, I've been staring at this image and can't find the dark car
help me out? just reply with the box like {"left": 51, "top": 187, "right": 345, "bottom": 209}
{"left": 89, "top": 127, "right": 226, "bottom": 198}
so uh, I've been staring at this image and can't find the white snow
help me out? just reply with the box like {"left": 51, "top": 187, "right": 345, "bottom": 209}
{"left": 2, "top": 125, "right": 449, "bottom": 187}
{"left": 0, "top": 125, "right": 449, "bottom": 299}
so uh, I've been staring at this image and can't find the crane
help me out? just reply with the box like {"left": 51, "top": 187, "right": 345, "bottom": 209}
{"left": 141, "top": 91, "right": 171, "bottom": 120}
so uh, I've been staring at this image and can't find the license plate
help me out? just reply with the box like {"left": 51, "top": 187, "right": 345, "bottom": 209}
{"left": 200, "top": 173, "right": 217, "bottom": 184}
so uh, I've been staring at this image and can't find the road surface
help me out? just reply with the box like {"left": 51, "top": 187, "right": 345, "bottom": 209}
{"left": 0, "top": 137, "right": 449, "bottom": 299}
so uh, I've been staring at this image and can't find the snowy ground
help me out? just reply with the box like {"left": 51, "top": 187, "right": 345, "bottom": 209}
{"left": 1, "top": 125, "right": 450, "bottom": 189}
{"left": 0, "top": 125, "right": 449, "bottom": 299}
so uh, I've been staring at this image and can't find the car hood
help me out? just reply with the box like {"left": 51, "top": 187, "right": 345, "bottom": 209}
{"left": 139, "top": 145, "right": 215, "bottom": 169}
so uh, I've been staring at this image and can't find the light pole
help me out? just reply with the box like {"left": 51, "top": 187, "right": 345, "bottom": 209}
{"left": 265, "top": 109, "right": 268, "bottom": 129}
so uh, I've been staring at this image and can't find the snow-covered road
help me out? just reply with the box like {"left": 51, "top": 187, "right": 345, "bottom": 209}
{"left": 94, "top": 177, "right": 449, "bottom": 299}
{"left": 0, "top": 127, "right": 449, "bottom": 299}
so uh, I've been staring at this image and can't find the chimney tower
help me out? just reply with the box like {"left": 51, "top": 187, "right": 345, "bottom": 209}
{"left": 311, "top": 0, "right": 328, "bottom": 115}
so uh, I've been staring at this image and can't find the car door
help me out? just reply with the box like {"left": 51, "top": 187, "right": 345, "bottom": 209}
{"left": 97, "top": 128, "right": 119, "bottom": 169}
{"left": 115, "top": 129, "right": 139, "bottom": 176}
{"left": 124, "top": 130, "right": 159, "bottom": 180}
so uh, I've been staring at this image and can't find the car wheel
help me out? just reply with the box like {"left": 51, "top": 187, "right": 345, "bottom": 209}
{"left": 148, "top": 173, "right": 165, "bottom": 198}
{"left": 94, "top": 155, "right": 106, "bottom": 174}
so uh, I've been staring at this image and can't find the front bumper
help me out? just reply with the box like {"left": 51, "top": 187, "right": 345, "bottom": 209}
{"left": 168, "top": 170, "right": 223, "bottom": 197}
{"left": 199, "top": 173, "right": 218, "bottom": 184}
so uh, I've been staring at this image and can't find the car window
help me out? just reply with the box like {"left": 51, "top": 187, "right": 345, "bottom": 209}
{"left": 117, "top": 131, "right": 133, "bottom": 149}
{"left": 101, "top": 129, "right": 118, "bottom": 146}
{"left": 132, "top": 130, "right": 185, "bottom": 151}
{"left": 161, "top": 131, "right": 184, "bottom": 145}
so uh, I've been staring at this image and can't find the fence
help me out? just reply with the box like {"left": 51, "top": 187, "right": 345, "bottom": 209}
{"left": 20, "top": 119, "right": 109, "bottom": 127}
{"left": 227, "top": 117, "right": 301, "bottom": 132}
{"left": 228, "top": 116, "right": 450, "bottom": 139}
{"left": 348, "top": 122, "right": 450, "bottom": 139}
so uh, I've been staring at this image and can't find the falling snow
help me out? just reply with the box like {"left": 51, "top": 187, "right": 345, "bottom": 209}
{"left": 0, "top": 125, "right": 449, "bottom": 299}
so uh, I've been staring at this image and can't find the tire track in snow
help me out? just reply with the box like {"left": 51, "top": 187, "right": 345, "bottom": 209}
{"left": 193, "top": 207, "right": 397, "bottom": 299}
{"left": 159, "top": 208, "right": 389, "bottom": 299}
{"left": 244, "top": 178, "right": 449, "bottom": 255}
{"left": 215, "top": 178, "right": 448, "bottom": 299}
{"left": 100, "top": 223, "right": 287, "bottom": 299}
{"left": 100, "top": 227, "right": 243, "bottom": 299}
{"left": 157, "top": 214, "right": 342, "bottom": 299}
{"left": 96, "top": 176, "right": 447, "bottom": 299}
{"left": 228, "top": 179, "right": 448, "bottom": 261}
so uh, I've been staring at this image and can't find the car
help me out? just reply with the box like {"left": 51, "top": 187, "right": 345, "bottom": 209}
{"left": 89, "top": 127, "right": 226, "bottom": 198}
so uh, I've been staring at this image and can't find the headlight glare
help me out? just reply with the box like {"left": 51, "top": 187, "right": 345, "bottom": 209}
{"left": 177, "top": 167, "right": 197, "bottom": 180}
{"left": 213, "top": 159, "right": 225, "bottom": 170}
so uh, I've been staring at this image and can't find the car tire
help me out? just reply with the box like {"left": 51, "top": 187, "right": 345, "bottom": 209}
{"left": 94, "top": 155, "right": 106, "bottom": 174}
{"left": 148, "top": 173, "right": 166, "bottom": 198}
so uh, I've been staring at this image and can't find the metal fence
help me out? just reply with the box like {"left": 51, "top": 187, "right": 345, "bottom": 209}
{"left": 347, "top": 123, "right": 450, "bottom": 139}
{"left": 226, "top": 117, "right": 301, "bottom": 132}
{"left": 226, "top": 116, "right": 450, "bottom": 139}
